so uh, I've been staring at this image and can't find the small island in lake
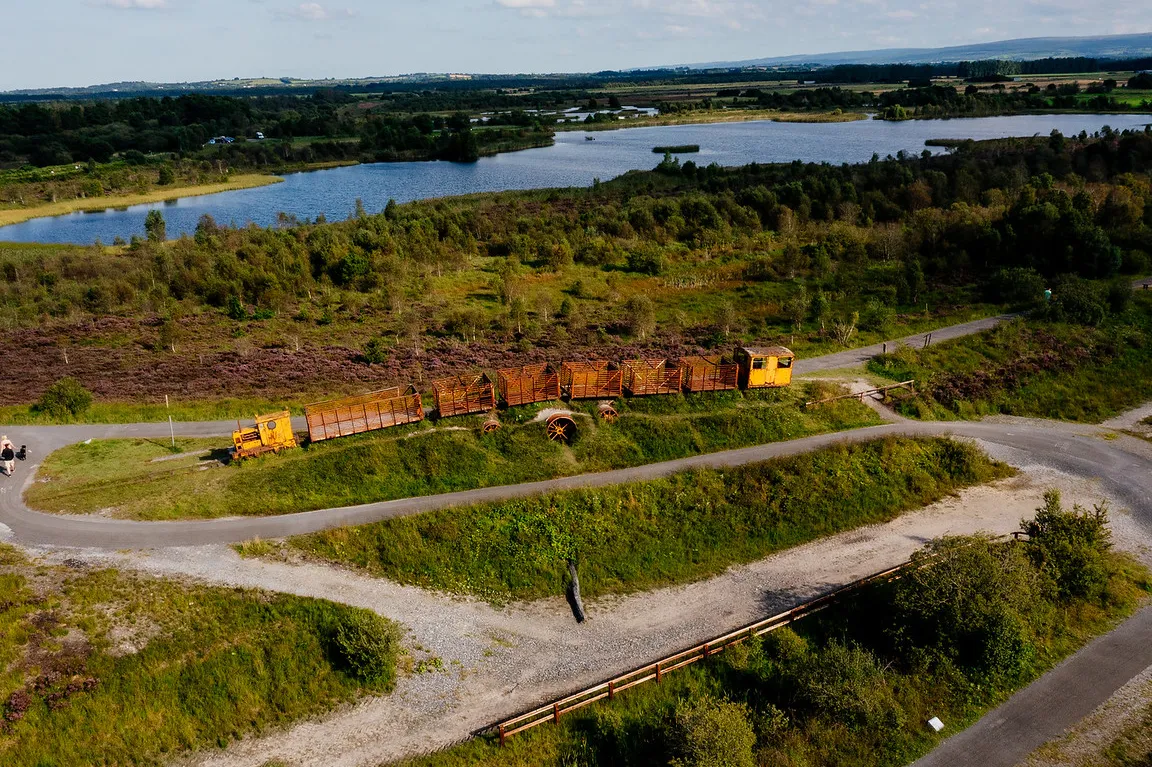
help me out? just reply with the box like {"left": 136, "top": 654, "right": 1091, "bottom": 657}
{"left": 652, "top": 144, "right": 700, "bottom": 153}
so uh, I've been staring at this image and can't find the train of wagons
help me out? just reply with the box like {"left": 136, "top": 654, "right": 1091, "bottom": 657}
{"left": 231, "top": 345, "right": 795, "bottom": 460}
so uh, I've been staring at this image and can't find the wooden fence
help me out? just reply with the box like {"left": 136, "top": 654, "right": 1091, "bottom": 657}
{"left": 493, "top": 559, "right": 907, "bottom": 745}
{"left": 805, "top": 380, "right": 916, "bottom": 408}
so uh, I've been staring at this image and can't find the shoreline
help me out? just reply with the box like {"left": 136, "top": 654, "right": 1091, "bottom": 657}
{"left": 555, "top": 109, "right": 867, "bottom": 133}
{"left": 0, "top": 173, "right": 285, "bottom": 228}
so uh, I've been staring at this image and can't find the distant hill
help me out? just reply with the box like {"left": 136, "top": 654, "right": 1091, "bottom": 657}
{"left": 677, "top": 33, "right": 1152, "bottom": 69}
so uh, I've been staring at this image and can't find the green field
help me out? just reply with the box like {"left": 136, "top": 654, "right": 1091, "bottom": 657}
{"left": 0, "top": 544, "right": 400, "bottom": 767}
{"left": 280, "top": 437, "right": 1013, "bottom": 602}
{"left": 25, "top": 383, "right": 880, "bottom": 520}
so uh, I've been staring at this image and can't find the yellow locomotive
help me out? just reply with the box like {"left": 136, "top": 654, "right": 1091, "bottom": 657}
{"left": 231, "top": 410, "right": 297, "bottom": 460}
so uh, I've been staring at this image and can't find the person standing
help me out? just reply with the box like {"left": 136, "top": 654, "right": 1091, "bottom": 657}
{"left": 0, "top": 437, "right": 14, "bottom": 477}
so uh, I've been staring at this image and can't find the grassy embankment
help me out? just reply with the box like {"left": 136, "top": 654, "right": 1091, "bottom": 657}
{"left": 393, "top": 502, "right": 1150, "bottom": 767}
{"left": 25, "top": 383, "right": 882, "bottom": 521}
{"left": 0, "top": 174, "right": 283, "bottom": 228}
{"left": 868, "top": 295, "right": 1152, "bottom": 422}
{"left": 0, "top": 543, "right": 400, "bottom": 767}
{"left": 0, "top": 397, "right": 310, "bottom": 426}
{"left": 276, "top": 437, "right": 1012, "bottom": 602}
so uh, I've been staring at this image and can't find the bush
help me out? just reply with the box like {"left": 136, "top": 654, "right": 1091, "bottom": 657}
{"left": 1024, "top": 489, "right": 1112, "bottom": 602}
{"left": 989, "top": 267, "right": 1046, "bottom": 306}
{"left": 1046, "top": 276, "right": 1108, "bottom": 326}
{"left": 792, "top": 641, "right": 901, "bottom": 731}
{"left": 35, "top": 377, "right": 93, "bottom": 419}
{"left": 362, "top": 337, "right": 388, "bottom": 365}
{"left": 859, "top": 298, "right": 895, "bottom": 333}
{"left": 333, "top": 608, "right": 401, "bottom": 686}
{"left": 666, "top": 696, "right": 756, "bottom": 767}
{"left": 890, "top": 535, "right": 1041, "bottom": 677}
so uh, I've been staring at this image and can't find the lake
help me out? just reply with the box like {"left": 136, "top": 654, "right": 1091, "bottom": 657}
{"left": 3, "top": 113, "right": 1150, "bottom": 245}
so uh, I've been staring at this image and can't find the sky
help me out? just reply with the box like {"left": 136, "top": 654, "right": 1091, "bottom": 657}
{"left": 0, "top": 0, "right": 1149, "bottom": 91}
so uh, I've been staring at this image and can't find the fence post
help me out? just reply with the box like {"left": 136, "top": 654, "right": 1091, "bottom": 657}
{"left": 553, "top": 702, "right": 560, "bottom": 723}
{"left": 499, "top": 724, "right": 506, "bottom": 747}
{"left": 656, "top": 661, "right": 662, "bottom": 684}
{"left": 702, "top": 642, "right": 709, "bottom": 658}
{"left": 608, "top": 680, "right": 615, "bottom": 701}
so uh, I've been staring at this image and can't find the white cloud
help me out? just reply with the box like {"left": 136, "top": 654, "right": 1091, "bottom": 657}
{"left": 102, "top": 0, "right": 168, "bottom": 9}
{"left": 496, "top": 0, "right": 556, "bottom": 6}
{"left": 277, "top": 2, "right": 355, "bottom": 21}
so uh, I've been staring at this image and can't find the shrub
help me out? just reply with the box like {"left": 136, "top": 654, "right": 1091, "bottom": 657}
{"left": 989, "top": 267, "right": 1046, "bottom": 306}
{"left": 1046, "top": 276, "right": 1108, "bottom": 326}
{"left": 792, "top": 641, "right": 901, "bottom": 731}
{"left": 1023, "top": 490, "right": 1112, "bottom": 603}
{"left": 362, "top": 337, "right": 388, "bottom": 365}
{"left": 666, "top": 696, "right": 756, "bottom": 767}
{"left": 35, "top": 377, "right": 93, "bottom": 419}
{"left": 859, "top": 298, "right": 895, "bottom": 333}
{"left": 889, "top": 535, "right": 1041, "bottom": 677}
{"left": 333, "top": 608, "right": 401, "bottom": 686}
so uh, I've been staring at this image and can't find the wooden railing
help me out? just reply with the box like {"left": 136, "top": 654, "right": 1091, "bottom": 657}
{"left": 805, "top": 380, "right": 916, "bottom": 408}
{"left": 493, "top": 559, "right": 910, "bottom": 745}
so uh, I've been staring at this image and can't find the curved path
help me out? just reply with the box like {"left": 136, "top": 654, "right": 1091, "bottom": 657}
{"left": 2, "top": 417, "right": 1151, "bottom": 549}
{"left": 0, "top": 299, "right": 1149, "bottom": 549}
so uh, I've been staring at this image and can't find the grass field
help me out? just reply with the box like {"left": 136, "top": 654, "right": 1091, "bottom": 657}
{"left": 868, "top": 297, "right": 1152, "bottom": 423}
{"left": 278, "top": 437, "right": 1012, "bottom": 602}
{"left": 25, "top": 383, "right": 880, "bottom": 520}
{"left": 393, "top": 523, "right": 1149, "bottom": 767}
{"left": 0, "top": 543, "right": 400, "bottom": 767}
{"left": 0, "top": 397, "right": 314, "bottom": 426}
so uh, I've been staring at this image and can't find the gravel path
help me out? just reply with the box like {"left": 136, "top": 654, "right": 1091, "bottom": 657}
{"left": 32, "top": 461, "right": 1111, "bottom": 767}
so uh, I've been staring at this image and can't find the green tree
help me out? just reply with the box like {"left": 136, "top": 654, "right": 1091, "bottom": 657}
{"left": 667, "top": 696, "right": 756, "bottom": 767}
{"left": 624, "top": 294, "right": 657, "bottom": 339}
{"left": 144, "top": 209, "right": 166, "bottom": 242}
{"left": 35, "top": 377, "right": 93, "bottom": 419}
{"left": 157, "top": 164, "right": 175, "bottom": 185}
{"left": 810, "top": 289, "right": 831, "bottom": 331}
{"left": 785, "top": 286, "right": 810, "bottom": 332}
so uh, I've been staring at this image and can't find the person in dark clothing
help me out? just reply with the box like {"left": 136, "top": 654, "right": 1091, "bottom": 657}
{"left": 0, "top": 437, "right": 14, "bottom": 477}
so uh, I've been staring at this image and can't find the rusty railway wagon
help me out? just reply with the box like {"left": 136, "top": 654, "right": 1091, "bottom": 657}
{"left": 560, "top": 361, "right": 623, "bottom": 400}
{"left": 679, "top": 355, "right": 740, "bottom": 393}
{"left": 622, "top": 359, "right": 683, "bottom": 396}
{"left": 497, "top": 364, "right": 561, "bottom": 407}
{"left": 304, "top": 387, "right": 424, "bottom": 443}
{"left": 231, "top": 344, "right": 801, "bottom": 461}
{"left": 433, "top": 373, "right": 497, "bottom": 418}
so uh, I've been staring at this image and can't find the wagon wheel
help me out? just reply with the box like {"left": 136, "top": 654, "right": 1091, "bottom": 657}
{"left": 546, "top": 414, "right": 577, "bottom": 443}
{"left": 482, "top": 416, "right": 501, "bottom": 434}
{"left": 597, "top": 402, "right": 618, "bottom": 423}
